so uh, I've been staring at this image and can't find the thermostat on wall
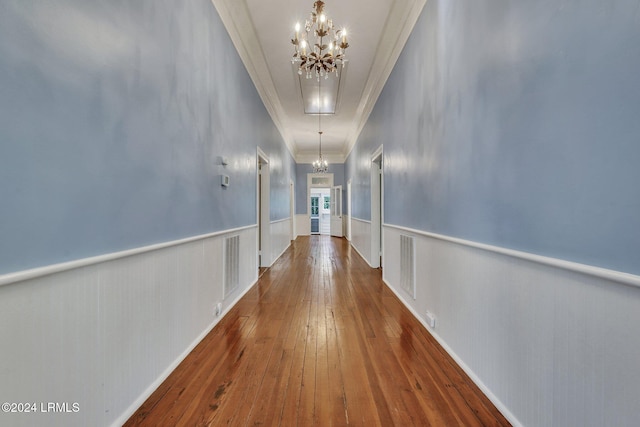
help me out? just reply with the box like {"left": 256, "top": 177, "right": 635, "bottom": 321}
{"left": 221, "top": 175, "right": 230, "bottom": 187}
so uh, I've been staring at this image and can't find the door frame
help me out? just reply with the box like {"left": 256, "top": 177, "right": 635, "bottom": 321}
{"left": 370, "top": 145, "right": 383, "bottom": 268}
{"left": 347, "top": 179, "right": 352, "bottom": 241}
{"left": 307, "top": 173, "right": 334, "bottom": 232}
{"left": 290, "top": 179, "right": 295, "bottom": 241}
{"left": 257, "top": 147, "right": 270, "bottom": 268}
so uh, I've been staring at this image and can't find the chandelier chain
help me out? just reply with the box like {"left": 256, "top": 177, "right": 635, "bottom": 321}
{"left": 292, "top": 1, "right": 348, "bottom": 173}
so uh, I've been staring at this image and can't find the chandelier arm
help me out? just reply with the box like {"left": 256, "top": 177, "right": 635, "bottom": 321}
{"left": 291, "top": 0, "right": 347, "bottom": 79}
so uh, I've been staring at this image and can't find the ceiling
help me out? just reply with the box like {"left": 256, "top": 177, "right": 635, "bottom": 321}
{"left": 211, "top": 0, "right": 426, "bottom": 163}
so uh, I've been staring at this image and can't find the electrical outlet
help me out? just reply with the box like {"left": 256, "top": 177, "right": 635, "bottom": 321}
{"left": 215, "top": 303, "right": 222, "bottom": 317}
{"left": 425, "top": 310, "right": 436, "bottom": 329}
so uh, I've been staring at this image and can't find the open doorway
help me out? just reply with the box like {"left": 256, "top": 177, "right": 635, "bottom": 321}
{"left": 307, "top": 173, "right": 334, "bottom": 236}
{"left": 310, "top": 188, "right": 330, "bottom": 235}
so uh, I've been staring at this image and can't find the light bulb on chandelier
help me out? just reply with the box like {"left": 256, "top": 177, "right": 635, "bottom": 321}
{"left": 291, "top": 1, "right": 349, "bottom": 81}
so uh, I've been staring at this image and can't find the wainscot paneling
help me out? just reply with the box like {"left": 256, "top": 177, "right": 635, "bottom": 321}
{"left": 350, "top": 217, "right": 372, "bottom": 266}
{"left": 295, "top": 214, "right": 311, "bottom": 237}
{"left": 383, "top": 224, "right": 640, "bottom": 427}
{"left": 0, "top": 226, "right": 258, "bottom": 427}
{"left": 269, "top": 218, "right": 292, "bottom": 267}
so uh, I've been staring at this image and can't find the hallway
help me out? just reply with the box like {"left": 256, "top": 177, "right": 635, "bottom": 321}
{"left": 125, "top": 236, "right": 510, "bottom": 426}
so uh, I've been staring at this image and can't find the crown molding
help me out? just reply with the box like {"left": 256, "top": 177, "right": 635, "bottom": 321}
{"left": 210, "top": 0, "right": 298, "bottom": 159}
{"left": 342, "top": 0, "right": 427, "bottom": 160}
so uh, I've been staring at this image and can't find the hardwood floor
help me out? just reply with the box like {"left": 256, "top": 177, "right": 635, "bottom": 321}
{"left": 125, "top": 236, "right": 510, "bottom": 426}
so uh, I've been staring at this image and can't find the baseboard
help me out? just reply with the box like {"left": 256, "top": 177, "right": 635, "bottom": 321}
{"left": 112, "top": 274, "right": 260, "bottom": 427}
{"left": 350, "top": 240, "right": 370, "bottom": 266}
{"left": 271, "top": 241, "right": 291, "bottom": 267}
{"left": 381, "top": 278, "right": 522, "bottom": 427}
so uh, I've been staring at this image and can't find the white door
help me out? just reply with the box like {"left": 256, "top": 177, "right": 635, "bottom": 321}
{"left": 320, "top": 192, "right": 331, "bottom": 235}
{"left": 330, "top": 185, "right": 343, "bottom": 237}
{"left": 347, "top": 180, "right": 351, "bottom": 241}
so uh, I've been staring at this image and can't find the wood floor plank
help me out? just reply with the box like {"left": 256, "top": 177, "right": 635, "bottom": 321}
{"left": 124, "top": 236, "right": 511, "bottom": 427}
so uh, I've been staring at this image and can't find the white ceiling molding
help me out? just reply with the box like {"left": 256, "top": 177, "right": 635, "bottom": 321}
{"left": 210, "top": 0, "right": 297, "bottom": 158}
{"left": 342, "top": 0, "right": 427, "bottom": 160}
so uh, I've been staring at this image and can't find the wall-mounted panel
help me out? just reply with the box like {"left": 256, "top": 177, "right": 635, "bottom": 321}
{"left": 350, "top": 218, "right": 372, "bottom": 266}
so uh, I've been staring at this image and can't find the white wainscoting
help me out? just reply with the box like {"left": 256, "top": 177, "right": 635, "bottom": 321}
{"left": 350, "top": 217, "right": 372, "bottom": 266}
{"left": 0, "top": 226, "right": 258, "bottom": 427}
{"left": 383, "top": 224, "right": 640, "bottom": 427}
{"left": 295, "top": 214, "right": 310, "bottom": 237}
{"left": 269, "top": 218, "right": 292, "bottom": 266}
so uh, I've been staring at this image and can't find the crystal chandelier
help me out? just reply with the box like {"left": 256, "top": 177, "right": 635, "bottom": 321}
{"left": 291, "top": 1, "right": 349, "bottom": 80}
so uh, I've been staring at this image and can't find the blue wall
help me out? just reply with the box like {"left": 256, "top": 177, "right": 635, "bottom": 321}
{"left": 0, "top": 0, "right": 295, "bottom": 275}
{"left": 344, "top": 144, "right": 373, "bottom": 221}
{"left": 295, "top": 163, "right": 345, "bottom": 215}
{"left": 346, "top": 0, "right": 640, "bottom": 275}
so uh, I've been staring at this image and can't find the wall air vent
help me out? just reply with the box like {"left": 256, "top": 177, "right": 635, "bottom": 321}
{"left": 223, "top": 235, "right": 240, "bottom": 299}
{"left": 400, "top": 234, "right": 416, "bottom": 299}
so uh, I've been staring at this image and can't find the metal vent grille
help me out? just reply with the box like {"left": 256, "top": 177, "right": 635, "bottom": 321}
{"left": 400, "top": 234, "right": 416, "bottom": 299}
{"left": 224, "top": 235, "right": 240, "bottom": 298}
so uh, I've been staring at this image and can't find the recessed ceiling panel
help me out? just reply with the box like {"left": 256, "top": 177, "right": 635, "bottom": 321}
{"left": 295, "top": 63, "right": 347, "bottom": 115}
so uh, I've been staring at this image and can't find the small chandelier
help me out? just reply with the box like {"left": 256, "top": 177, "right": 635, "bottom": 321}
{"left": 291, "top": 0, "right": 349, "bottom": 80}
{"left": 312, "top": 127, "right": 328, "bottom": 173}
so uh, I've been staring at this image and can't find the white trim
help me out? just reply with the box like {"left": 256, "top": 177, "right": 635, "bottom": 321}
{"left": 272, "top": 241, "right": 291, "bottom": 266}
{"left": 268, "top": 218, "right": 292, "bottom": 267}
{"left": 0, "top": 225, "right": 258, "bottom": 287}
{"left": 330, "top": 185, "right": 343, "bottom": 237}
{"left": 111, "top": 275, "right": 260, "bottom": 427}
{"left": 346, "top": 179, "right": 352, "bottom": 241}
{"left": 384, "top": 223, "right": 640, "bottom": 289}
{"left": 381, "top": 278, "right": 522, "bottom": 427}
{"left": 351, "top": 217, "right": 372, "bottom": 224}
{"left": 371, "top": 144, "right": 384, "bottom": 162}
{"left": 256, "top": 147, "right": 269, "bottom": 164}
{"left": 343, "top": 0, "right": 428, "bottom": 159}
{"left": 370, "top": 146, "right": 384, "bottom": 269}
{"left": 307, "top": 174, "right": 334, "bottom": 235}
{"left": 270, "top": 217, "right": 291, "bottom": 225}
{"left": 210, "top": 0, "right": 296, "bottom": 159}
{"left": 257, "top": 148, "right": 271, "bottom": 268}
{"left": 290, "top": 180, "right": 295, "bottom": 241}
{"left": 350, "top": 217, "right": 373, "bottom": 266}
{"left": 350, "top": 239, "right": 370, "bottom": 267}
